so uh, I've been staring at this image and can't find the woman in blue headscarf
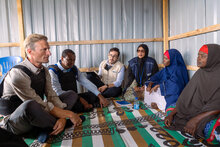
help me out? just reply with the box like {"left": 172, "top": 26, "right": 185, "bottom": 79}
{"left": 146, "top": 49, "right": 189, "bottom": 109}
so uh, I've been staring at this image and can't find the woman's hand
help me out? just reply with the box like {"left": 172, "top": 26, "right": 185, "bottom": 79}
{"left": 135, "top": 86, "right": 145, "bottom": 92}
{"left": 164, "top": 107, "right": 177, "bottom": 127}
{"left": 164, "top": 114, "right": 174, "bottom": 127}
{"left": 146, "top": 82, "right": 153, "bottom": 92}
{"left": 134, "top": 86, "right": 139, "bottom": 92}
{"left": 150, "top": 84, "right": 160, "bottom": 94}
{"left": 146, "top": 86, "right": 151, "bottom": 92}
{"left": 140, "top": 86, "right": 145, "bottom": 91}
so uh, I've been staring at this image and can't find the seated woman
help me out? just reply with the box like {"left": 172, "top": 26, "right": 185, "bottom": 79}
{"left": 123, "top": 44, "right": 159, "bottom": 101}
{"left": 165, "top": 44, "right": 220, "bottom": 144}
{"left": 146, "top": 49, "right": 189, "bottom": 110}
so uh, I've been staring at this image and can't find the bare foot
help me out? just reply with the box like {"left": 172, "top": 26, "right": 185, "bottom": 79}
{"left": 80, "top": 97, "right": 93, "bottom": 110}
{"left": 84, "top": 104, "right": 93, "bottom": 110}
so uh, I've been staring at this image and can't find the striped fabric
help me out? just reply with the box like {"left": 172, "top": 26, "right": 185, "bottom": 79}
{"left": 25, "top": 99, "right": 213, "bottom": 147}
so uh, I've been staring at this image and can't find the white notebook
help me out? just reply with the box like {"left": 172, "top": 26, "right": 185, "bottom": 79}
{"left": 144, "top": 86, "right": 166, "bottom": 112}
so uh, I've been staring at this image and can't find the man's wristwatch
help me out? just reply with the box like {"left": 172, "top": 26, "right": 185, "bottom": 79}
{"left": 106, "top": 84, "right": 109, "bottom": 88}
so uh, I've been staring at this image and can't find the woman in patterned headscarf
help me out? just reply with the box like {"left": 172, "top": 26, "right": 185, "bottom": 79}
{"left": 165, "top": 44, "right": 220, "bottom": 144}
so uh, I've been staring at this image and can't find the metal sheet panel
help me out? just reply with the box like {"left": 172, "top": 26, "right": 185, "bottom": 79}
{"left": 19, "top": 0, "right": 163, "bottom": 68}
{"left": 1, "top": 0, "right": 219, "bottom": 71}
{"left": 0, "top": 0, "right": 20, "bottom": 57}
{"left": 169, "top": 0, "right": 220, "bottom": 77}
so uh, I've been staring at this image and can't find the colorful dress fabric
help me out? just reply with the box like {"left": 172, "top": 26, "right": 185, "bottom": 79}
{"left": 165, "top": 103, "right": 176, "bottom": 115}
{"left": 166, "top": 103, "right": 220, "bottom": 144}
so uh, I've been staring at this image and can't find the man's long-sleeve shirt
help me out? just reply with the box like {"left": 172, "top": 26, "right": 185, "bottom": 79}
{"left": 49, "top": 61, "right": 100, "bottom": 96}
{"left": 2, "top": 58, "right": 66, "bottom": 112}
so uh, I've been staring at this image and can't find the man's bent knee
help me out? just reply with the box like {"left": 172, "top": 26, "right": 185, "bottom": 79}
{"left": 23, "top": 100, "right": 42, "bottom": 114}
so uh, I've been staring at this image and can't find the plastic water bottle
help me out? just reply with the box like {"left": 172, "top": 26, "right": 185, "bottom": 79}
{"left": 134, "top": 97, "right": 139, "bottom": 110}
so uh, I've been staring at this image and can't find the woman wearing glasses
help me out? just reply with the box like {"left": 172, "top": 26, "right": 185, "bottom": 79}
{"left": 123, "top": 44, "right": 159, "bottom": 101}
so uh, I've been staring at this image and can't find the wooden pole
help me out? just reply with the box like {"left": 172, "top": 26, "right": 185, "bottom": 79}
{"left": 49, "top": 38, "right": 163, "bottom": 46}
{"left": 163, "top": 0, "right": 169, "bottom": 53}
{"left": 169, "top": 24, "right": 220, "bottom": 41}
{"left": 0, "top": 43, "right": 20, "bottom": 47}
{"left": 17, "top": 0, "right": 25, "bottom": 59}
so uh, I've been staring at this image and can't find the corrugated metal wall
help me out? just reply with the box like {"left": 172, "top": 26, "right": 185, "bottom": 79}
{"left": 0, "top": 0, "right": 163, "bottom": 68}
{"left": 0, "top": 0, "right": 20, "bottom": 57}
{"left": 1, "top": 0, "right": 220, "bottom": 75}
{"left": 169, "top": 0, "right": 220, "bottom": 76}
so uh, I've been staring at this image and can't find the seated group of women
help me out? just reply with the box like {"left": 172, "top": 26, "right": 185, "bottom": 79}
{"left": 123, "top": 43, "right": 220, "bottom": 144}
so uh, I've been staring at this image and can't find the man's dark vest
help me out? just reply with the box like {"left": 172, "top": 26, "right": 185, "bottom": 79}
{"left": 48, "top": 64, "right": 78, "bottom": 93}
{"left": 13, "top": 65, "right": 46, "bottom": 99}
{"left": 0, "top": 65, "right": 46, "bottom": 115}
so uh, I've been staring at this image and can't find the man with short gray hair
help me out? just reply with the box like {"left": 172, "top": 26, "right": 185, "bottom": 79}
{"left": 0, "top": 34, "right": 82, "bottom": 140}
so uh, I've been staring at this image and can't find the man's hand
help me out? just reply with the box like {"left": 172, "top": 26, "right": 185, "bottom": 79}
{"left": 98, "top": 85, "right": 108, "bottom": 92}
{"left": 69, "top": 113, "right": 82, "bottom": 127}
{"left": 50, "top": 106, "right": 73, "bottom": 118}
{"left": 98, "top": 94, "right": 110, "bottom": 108}
{"left": 50, "top": 118, "right": 66, "bottom": 135}
{"left": 50, "top": 106, "right": 82, "bottom": 126}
